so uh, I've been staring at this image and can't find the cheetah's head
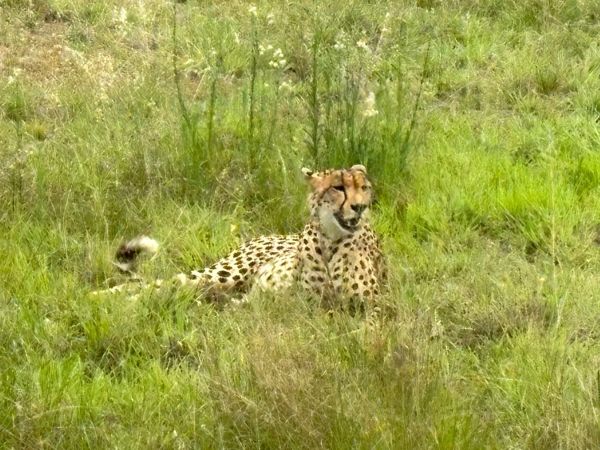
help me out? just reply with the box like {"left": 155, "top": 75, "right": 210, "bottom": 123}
{"left": 302, "top": 164, "right": 373, "bottom": 240}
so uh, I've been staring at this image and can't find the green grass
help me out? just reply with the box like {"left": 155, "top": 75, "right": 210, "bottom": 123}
{"left": 1, "top": 0, "right": 600, "bottom": 447}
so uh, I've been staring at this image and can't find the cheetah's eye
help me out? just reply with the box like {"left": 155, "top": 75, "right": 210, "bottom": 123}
{"left": 333, "top": 185, "right": 345, "bottom": 192}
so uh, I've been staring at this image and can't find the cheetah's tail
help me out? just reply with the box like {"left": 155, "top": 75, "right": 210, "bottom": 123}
{"left": 113, "top": 235, "right": 160, "bottom": 274}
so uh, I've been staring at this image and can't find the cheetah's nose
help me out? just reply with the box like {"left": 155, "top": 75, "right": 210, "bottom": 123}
{"left": 351, "top": 204, "right": 367, "bottom": 216}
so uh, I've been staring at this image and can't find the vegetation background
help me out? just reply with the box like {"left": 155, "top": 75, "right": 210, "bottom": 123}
{"left": 1, "top": 0, "right": 600, "bottom": 447}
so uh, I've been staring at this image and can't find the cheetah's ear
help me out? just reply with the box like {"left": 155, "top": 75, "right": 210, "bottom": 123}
{"left": 302, "top": 167, "right": 323, "bottom": 190}
{"left": 350, "top": 164, "right": 367, "bottom": 174}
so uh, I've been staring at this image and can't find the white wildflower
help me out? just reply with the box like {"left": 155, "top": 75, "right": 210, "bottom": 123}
{"left": 266, "top": 48, "right": 286, "bottom": 69}
{"left": 248, "top": 4, "right": 257, "bottom": 16}
{"left": 268, "top": 59, "right": 286, "bottom": 69}
{"left": 260, "top": 44, "right": 274, "bottom": 56}
{"left": 356, "top": 38, "right": 370, "bottom": 52}
{"left": 333, "top": 41, "right": 345, "bottom": 51}
{"left": 118, "top": 7, "right": 128, "bottom": 24}
{"left": 362, "top": 91, "right": 379, "bottom": 118}
{"left": 334, "top": 31, "right": 347, "bottom": 51}
{"left": 267, "top": 12, "right": 275, "bottom": 25}
{"left": 137, "top": 0, "right": 147, "bottom": 22}
{"left": 266, "top": 48, "right": 286, "bottom": 68}
{"left": 382, "top": 12, "right": 391, "bottom": 34}
{"left": 279, "top": 80, "right": 294, "bottom": 92}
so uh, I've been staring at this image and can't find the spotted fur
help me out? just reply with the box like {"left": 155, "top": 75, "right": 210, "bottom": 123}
{"left": 94, "top": 165, "right": 385, "bottom": 306}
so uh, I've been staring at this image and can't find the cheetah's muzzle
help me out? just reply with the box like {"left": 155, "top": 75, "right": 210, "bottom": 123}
{"left": 334, "top": 212, "right": 361, "bottom": 231}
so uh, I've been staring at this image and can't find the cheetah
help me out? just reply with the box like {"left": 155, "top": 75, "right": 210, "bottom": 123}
{"left": 95, "top": 164, "right": 385, "bottom": 306}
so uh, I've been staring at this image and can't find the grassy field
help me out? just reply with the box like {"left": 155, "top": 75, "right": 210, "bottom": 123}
{"left": 1, "top": 0, "right": 600, "bottom": 447}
